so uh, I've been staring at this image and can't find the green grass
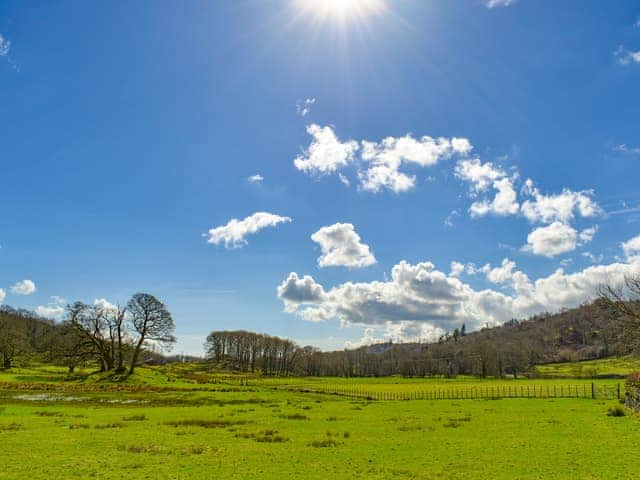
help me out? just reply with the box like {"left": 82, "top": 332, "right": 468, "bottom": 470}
{"left": 536, "top": 355, "right": 640, "bottom": 378}
{"left": 0, "top": 364, "right": 637, "bottom": 479}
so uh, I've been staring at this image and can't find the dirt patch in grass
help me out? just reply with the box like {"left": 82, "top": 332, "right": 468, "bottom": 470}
{"left": 0, "top": 422, "right": 22, "bottom": 431}
{"left": 164, "top": 418, "right": 251, "bottom": 428}
{"left": 279, "top": 413, "right": 309, "bottom": 420}
{"left": 69, "top": 423, "right": 90, "bottom": 429}
{"left": 118, "top": 444, "right": 163, "bottom": 454}
{"left": 122, "top": 414, "right": 147, "bottom": 422}
{"left": 34, "top": 411, "right": 65, "bottom": 417}
{"left": 94, "top": 422, "right": 125, "bottom": 429}
{"left": 308, "top": 439, "right": 342, "bottom": 448}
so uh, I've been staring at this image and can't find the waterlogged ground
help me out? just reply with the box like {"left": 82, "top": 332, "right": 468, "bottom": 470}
{"left": 0, "top": 366, "right": 638, "bottom": 479}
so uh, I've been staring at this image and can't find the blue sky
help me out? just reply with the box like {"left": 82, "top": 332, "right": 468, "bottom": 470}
{"left": 1, "top": 0, "right": 640, "bottom": 356}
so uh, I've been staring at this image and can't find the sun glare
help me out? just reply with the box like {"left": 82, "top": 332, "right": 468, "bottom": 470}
{"left": 295, "top": 0, "right": 387, "bottom": 22}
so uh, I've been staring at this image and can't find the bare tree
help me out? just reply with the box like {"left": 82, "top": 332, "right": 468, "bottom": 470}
{"left": 127, "top": 293, "right": 175, "bottom": 374}
{"left": 66, "top": 302, "right": 114, "bottom": 371}
{"left": 598, "top": 275, "right": 640, "bottom": 352}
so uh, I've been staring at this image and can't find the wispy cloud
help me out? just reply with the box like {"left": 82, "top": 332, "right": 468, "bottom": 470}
{"left": 296, "top": 98, "right": 316, "bottom": 117}
{"left": 207, "top": 212, "right": 292, "bottom": 248}
{"left": 614, "top": 45, "right": 640, "bottom": 65}
{"left": 247, "top": 174, "right": 264, "bottom": 184}
{"left": 0, "top": 33, "right": 11, "bottom": 57}
{"left": 615, "top": 143, "right": 640, "bottom": 154}
{"left": 485, "top": 0, "right": 516, "bottom": 8}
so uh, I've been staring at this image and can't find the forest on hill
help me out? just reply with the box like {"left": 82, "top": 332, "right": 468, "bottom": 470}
{"left": 1, "top": 292, "right": 638, "bottom": 379}
{"left": 205, "top": 299, "right": 636, "bottom": 378}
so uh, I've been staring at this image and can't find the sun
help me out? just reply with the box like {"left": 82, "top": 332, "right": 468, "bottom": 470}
{"left": 294, "top": 0, "right": 387, "bottom": 23}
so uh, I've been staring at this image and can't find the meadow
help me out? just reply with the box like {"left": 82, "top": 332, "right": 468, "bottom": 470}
{"left": 0, "top": 362, "right": 638, "bottom": 479}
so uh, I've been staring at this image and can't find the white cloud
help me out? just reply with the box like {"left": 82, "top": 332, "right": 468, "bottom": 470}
{"left": 277, "top": 272, "right": 327, "bottom": 314}
{"left": 35, "top": 296, "right": 66, "bottom": 319}
{"left": 523, "top": 222, "right": 577, "bottom": 257}
{"left": 469, "top": 177, "right": 519, "bottom": 217}
{"left": 0, "top": 34, "right": 10, "bottom": 57}
{"left": 10, "top": 279, "right": 36, "bottom": 295}
{"left": 485, "top": 258, "right": 517, "bottom": 284}
{"left": 450, "top": 261, "right": 465, "bottom": 277}
{"left": 521, "top": 180, "right": 600, "bottom": 223}
{"left": 294, "top": 124, "right": 359, "bottom": 175}
{"left": 615, "top": 144, "right": 640, "bottom": 155}
{"left": 0, "top": 288, "right": 5, "bottom": 304}
{"left": 311, "top": 223, "right": 376, "bottom": 268}
{"left": 582, "top": 251, "right": 604, "bottom": 264}
{"left": 486, "top": 0, "right": 516, "bottom": 7}
{"left": 338, "top": 173, "right": 350, "bottom": 186}
{"left": 615, "top": 46, "right": 640, "bottom": 65}
{"left": 359, "top": 135, "right": 472, "bottom": 193}
{"left": 294, "top": 125, "right": 471, "bottom": 193}
{"left": 622, "top": 234, "right": 640, "bottom": 260}
{"left": 578, "top": 225, "right": 598, "bottom": 245}
{"left": 455, "top": 158, "right": 505, "bottom": 192}
{"left": 345, "top": 322, "right": 444, "bottom": 348}
{"left": 279, "top": 253, "right": 640, "bottom": 334}
{"left": 247, "top": 174, "right": 264, "bottom": 184}
{"left": 93, "top": 298, "right": 118, "bottom": 313}
{"left": 207, "top": 212, "right": 292, "bottom": 248}
{"left": 456, "top": 159, "right": 519, "bottom": 217}
{"left": 296, "top": 98, "right": 316, "bottom": 117}
{"left": 444, "top": 210, "right": 459, "bottom": 227}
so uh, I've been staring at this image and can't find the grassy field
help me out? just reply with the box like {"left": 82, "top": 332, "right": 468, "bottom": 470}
{"left": 536, "top": 356, "right": 640, "bottom": 378}
{"left": 0, "top": 361, "right": 638, "bottom": 479}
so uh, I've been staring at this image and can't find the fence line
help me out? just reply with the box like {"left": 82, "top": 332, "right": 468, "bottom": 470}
{"left": 284, "top": 383, "right": 621, "bottom": 401}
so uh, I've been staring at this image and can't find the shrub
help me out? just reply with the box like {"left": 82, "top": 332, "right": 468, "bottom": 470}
{"left": 606, "top": 406, "right": 626, "bottom": 417}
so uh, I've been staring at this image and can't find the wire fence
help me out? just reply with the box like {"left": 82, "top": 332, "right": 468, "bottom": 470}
{"left": 285, "top": 383, "right": 622, "bottom": 401}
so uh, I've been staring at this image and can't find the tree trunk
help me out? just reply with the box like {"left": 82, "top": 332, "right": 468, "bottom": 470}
{"left": 129, "top": 336, "right": 145, "bottom": 374}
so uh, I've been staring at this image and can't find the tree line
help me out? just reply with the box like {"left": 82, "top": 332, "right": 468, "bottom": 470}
{"left": 0, "top": 292, "right": 175, "bottom": 374}
{"left": 203, "top": 295, "right": 637, "bottom": 378}
{"left": 204, "top": 330, "right": 298, "bottom": 376}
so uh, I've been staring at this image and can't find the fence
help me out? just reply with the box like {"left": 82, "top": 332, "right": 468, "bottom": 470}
{"left": 287, "top": 383, "right": 622, "bottom": 401}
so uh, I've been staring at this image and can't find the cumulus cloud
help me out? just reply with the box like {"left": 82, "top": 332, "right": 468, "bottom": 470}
{"left": 0, "top": 34, "right": 10, "bottom": 57}
{"left": 35, "top": 296, "right": 66, "bottom": 319}
{"left": 296, "top": 98, "right": 316, "bottom": 117}
{"left": 485, "top": 258, "right": 517, "bottom": 284}
{"left": 521, "top": 179, "right": 600, "bottom": 224}
{"left": 0, "top": 288, "right": 5, "bottom": 304}
{"left": 311, "top": 223, "right": 376, "bottom": 268}
{"left": 294, "top": 124, "right": 359, "bottom": 175}
{"left": 11, "top": 279, "right": 36, "bottom": 295}
{"left": 277, "top": 272, "right": 326, "bottom": 314}
{"left": 294, "top": 125, "right": 471, "bottom": 193}
{"left": 345, "top": 322, "right": 444, "bottom": 348}
{"left": 455, "top": 159, "right": 519, "bottom": 217}
{"left": 94, "top": 298, "right": 118, "bottom": 312}
{"left": 247, "top": 174, "right": 264, "bottom": 184}
{"left": 450, "top": 261, "right": 466, "bottom": 277}
{"left": 279, "top": 245, "right": 640, "bottom": 335}
{"left": 359, "top": 135, "right": 472, "bottom": 193}
{"left": 523, "top": 222, "right": 577, "bottom": 258}
{"left": 207, "top": 212, "right": 292, "bottom": 248}
{"left": 622, "top": 234, "right": 640, "bottom": 260}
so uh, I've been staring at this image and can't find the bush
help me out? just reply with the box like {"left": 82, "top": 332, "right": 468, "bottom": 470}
{"left": 606, "top": 406, "right": 626, "bottom": 417}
